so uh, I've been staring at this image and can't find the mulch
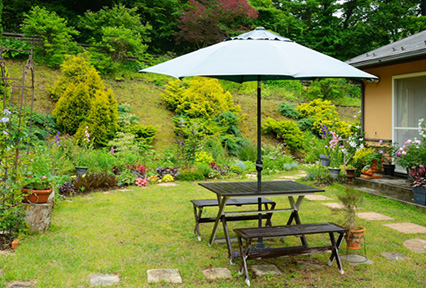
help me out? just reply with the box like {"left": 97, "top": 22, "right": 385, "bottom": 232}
{"left": 0, "top": 234, "right": 13, "bottom": 251}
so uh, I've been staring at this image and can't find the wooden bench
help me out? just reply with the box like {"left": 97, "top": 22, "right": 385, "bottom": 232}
{"left": 190, "top": 198, "right": 276, "bottom": 241}
{"left": 234, "top": 222, "right": 348, "bottom": 286}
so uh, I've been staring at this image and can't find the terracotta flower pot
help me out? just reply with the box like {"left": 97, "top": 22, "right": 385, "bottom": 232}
{"left": 22, "top": 188, "right": 53, "bottom": 204}
{"left": 345, "top": 226, "right": 366, "bottom": 249}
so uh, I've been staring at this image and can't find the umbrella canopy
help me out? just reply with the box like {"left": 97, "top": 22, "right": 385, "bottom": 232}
{"left": 141, "top": 27, "right": 378, "bottom": 82}
{"left": 140, "top": 27, "right": 378, "bottom": 238}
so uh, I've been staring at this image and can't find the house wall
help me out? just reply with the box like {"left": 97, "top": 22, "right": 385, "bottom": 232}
{"left": 362, "top": 59, "right": 426, "bottom": 141}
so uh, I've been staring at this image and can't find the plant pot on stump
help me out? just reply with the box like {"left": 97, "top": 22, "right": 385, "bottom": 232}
{"left": 22, "top": 188, "right": 53, "bottom": 204}
{"left": 75, "top": 166, "right": 89, "bottom": 176}
{"left": 328, "top": 167, "right": 341, "bottom": 179}
{"left": 319, "top": 154, "right": 330, "bottom": 166}
{"left": 383, "top": 164, "right": 395, "bottom": 176}
{"left": 412, "top": 186, "right": 426, "bottom": 206}
{"left": 345, "top": 226, "right": 366, "bottom": 249}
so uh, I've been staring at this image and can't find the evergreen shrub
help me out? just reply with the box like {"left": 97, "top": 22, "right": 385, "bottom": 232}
{"left": 262, "top": 118, "right": 304, "bottom": 152}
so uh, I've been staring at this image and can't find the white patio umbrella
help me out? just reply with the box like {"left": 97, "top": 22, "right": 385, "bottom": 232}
{"left": 140, "top": 27, "right": 377, "bottom": 236}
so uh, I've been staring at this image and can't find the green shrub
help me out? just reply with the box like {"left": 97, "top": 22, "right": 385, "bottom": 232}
{"left": 230, "top": 165, "right": 243, "bottom": 175}
{"left": 196, "top": 163, "right": 212, "bottom": 178}
{"left": 195, "top": 151, "right": 214, "bottom": 165}
{"left": 21, "top": 6, "right": 80, "bottom": 67}
{"left": 176, "top": 77, "right": 241, "bottom": 119}
{"left": 162, "top": 79, "right": 185, "bottom": 111}
{"left": 238, "top": 141, "right": 257, "bottom": 162}
{"left": 278, "top": 102, "right": 300, "bottom": 119}
{"left": 52, "top": 55, "right": 119, "bottom": 146}
{"left": 262, "top": 118, "right": 304, "bottom": 152}
{"left": 178, "top": 169, "right": 205, "bottom": 181}
{"left": 243, "top": 161, "right": 256, "bottom": 172}
{"left": 128, "top": 124, "right": 157, "bottom": 145}
{"left": 296, "top": 99, "right": 351, "bottom": 138}
{"left": 303, "top": 78, "right": 360, "bottom": 101}
{"left": 297, "top": 118, "right": 315, "bottom": 132}
{"left": 71, "top": 172, "right": 118, "bottom": 193}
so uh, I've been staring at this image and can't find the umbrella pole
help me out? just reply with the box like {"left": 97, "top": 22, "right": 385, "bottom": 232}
{"left": 255, "top": 76, "right": 265, "bottom": 249}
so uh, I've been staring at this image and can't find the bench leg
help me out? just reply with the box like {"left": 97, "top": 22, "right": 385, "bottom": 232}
{"left": 328, "top": 232, "right": 345, "bottom": 274}
{"left": 237, "top": 236, "right": 251, "bottom": 286}
{"left": 287, "top": 196, "right": 308, "bottom": 248}
{"left": 193, "top": 205, "right": 203, "bottom": 241}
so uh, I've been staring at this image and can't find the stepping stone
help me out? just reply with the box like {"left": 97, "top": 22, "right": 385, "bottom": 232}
{"left": 158, "top": 183, "right": 179, "bottom": 187}
{"left": 202, "top": 268, "right": 232, "bottom": 280}
{"left": 0, "top": 250, "right": 14, "bottom": 256}
{"left": 251, "top": 265, "right": 282, "bottom": 277}
{"left": 88, "top": 274, "right": 120, "bottom": 286}
{"left": 246, "top": 174, "right": 257, "bottom": 179}
{"left": 305, "top": 195, "right": 333, "bottom": 201}
{"left": 403, "top": 238, "right": 426, "bottom": 253}
{"left": 383, "top": 223, "right": 426, "bottom": 234}
{"left": 322, "top": 202, "right": 345, "bottom": 209}
{"left": 356, "top": 212, "right": 394, "bottom": 221}
{"left": 340, "top": 254, "right": 373, "bottom": 266}
{"left": 147, "top": 269, "right": 182, "bottom": 284}
{"left": 381, "top": 252, "right": 411, "bottom": 261}
{"left": 4, "top": 281, "right": 35, "bottom": 288}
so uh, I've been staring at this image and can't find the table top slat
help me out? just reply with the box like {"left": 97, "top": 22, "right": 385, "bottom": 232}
{"left": 199, "top": 181, "right": 324, "bottom": 197}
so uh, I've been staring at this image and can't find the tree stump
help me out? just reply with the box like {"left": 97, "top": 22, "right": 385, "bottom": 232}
{"left": 24, "top": 203, "right": 53, "bottom": 233}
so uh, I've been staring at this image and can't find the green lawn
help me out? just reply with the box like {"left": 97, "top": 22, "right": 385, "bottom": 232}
{"left": 1, "top": 176, "right": 425, "bottom": 287}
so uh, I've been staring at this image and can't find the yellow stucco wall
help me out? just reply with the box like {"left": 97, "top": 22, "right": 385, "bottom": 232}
{"left": 362, "top": 59, "right": 426, "bottom": 140}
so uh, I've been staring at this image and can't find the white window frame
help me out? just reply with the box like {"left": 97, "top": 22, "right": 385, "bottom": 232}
{"left": 392, "top": 71, "right": 426, "bottom": 172}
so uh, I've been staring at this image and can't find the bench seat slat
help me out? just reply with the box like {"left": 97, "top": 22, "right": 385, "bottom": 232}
{"left": 248, "top": 246, "right": 333, "bottom": 259}
{"left": 234, "top": 223, "right": 347, "bottom": 239}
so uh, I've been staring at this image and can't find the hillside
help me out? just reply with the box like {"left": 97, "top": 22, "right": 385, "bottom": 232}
{"left": 4, "top": 60, "right": 360, "bottom": 152}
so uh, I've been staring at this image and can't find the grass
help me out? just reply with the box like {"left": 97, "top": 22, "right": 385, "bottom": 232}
{"left": 1, "top": 174, "right": 425, "bottom": 287}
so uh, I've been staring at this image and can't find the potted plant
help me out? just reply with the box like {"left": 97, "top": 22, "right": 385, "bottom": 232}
{"left": 327, "top": 131, "right": 344, "bottom": 178}
{"left": 408, "top": 165, "right": 426, "bottom": 205}
{"left": 22, "top": 149, "right": 56, "bottom": 204}
{"left": 378, "top": 141, "right": 397, "bottom": 176}
{"left": 337, "top": 186, "right": 365, "bottom": 249}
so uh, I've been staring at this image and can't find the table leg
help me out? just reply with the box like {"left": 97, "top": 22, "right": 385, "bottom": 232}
{"left": 221, "top": 215, "right": 235, "bottom": 263}
{"left": 287, "top": 196, "right": 308, "bottom": 247}
{"left": 208, "top": 196, "right": 229, "bottom": 246}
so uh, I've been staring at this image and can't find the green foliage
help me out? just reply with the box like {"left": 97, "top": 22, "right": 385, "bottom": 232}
{"left": 178, "top": 168, "right": 205, "bottom": 181}
{"left": 278, "top": 101, "right": 300, "bottom": 119}
{"left": 213, "top": 112, "right": 242, "bottom": 136}
{"left": 337, "top": 186, "right": 363, "bottom": 230}
{"left": 128, "top": 124, "right": 157, "bottom": 145}
{"left": 162, "top": 79, "right": 185, "bottom": 111}
{"left": 230, "top": 165, "right": 243, "bottom": 175}
{"left": 1, "top": 38, "right": 32, "bottom": 59}
{"left": 21, "top": 6, "right": 80, "bottom": 67}
{"left": 162, "top": 174, "right": 175, "bottom": 182}
{"left": 296, "top": 99, "right": 351, "bottom": 138}
{"left": 262, "top": 118, "right": 304, "bottom": 152}
{"left": 195, "top": 151, "right": 214, "bottom": 165}
{"left": 51, "top": 55, "right": 119, "bottom": 146}
{"left": 353, "top": 147, "right": 376, "bottom": 167}
{"left": 176, "top": 77, "right": 241, "bottom": 119}
{"left": 297, "top": 118, "right": 315, "bottom": 132}
{"left": 303, "top": 79, "right": 360, "bottom": 101}
{"left": 238, "top": 141, "right": 257, "bottom": 162}
{"left": 78, "top": 4, "right": 151, "bottom": 62}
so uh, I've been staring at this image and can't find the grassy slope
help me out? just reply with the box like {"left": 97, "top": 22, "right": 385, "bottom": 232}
{"left": 5, "top": 60, "right": 359, "bottom": 151}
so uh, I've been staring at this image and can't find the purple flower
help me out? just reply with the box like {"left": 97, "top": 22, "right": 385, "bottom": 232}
{"left": 2, "top": 130, "right": 8, "bottom": 135}
{"left": 2, "top": 109, "right": 11, "bottom": 115}
{"left": 110, "top": 147, "right": 114, "bottom": 154}
{"left": 0, "top": 117, "right": 9, "bottom": 123}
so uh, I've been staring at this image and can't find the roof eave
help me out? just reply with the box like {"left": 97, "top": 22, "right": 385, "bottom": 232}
{"left": 348, "top": 49, "right": 426, "bottom": 69}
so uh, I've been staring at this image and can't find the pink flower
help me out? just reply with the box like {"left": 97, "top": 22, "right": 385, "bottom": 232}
{"left": 406, "top": 139, "right": 412, "bottom": 144}
{"left": 110, "top": 147, "right": 114, "bottom": 153}
{"left": 42, "top": 175, "right": 47, "bottom": 180}
{"left": 379, "top": 140, "right": 383, "bottom": 144}
{"left": 397, "top": 152, "right": 401, "bottom": 156}
{"left": 402, "top": 151, "right": 407, "bottom": 155}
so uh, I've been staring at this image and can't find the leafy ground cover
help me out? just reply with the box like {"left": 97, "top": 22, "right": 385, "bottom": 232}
{"left": 0, "top": 173, "right": 425, "bottom": 287}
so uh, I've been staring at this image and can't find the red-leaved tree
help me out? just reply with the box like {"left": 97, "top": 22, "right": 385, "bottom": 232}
{"left": 175, "top": 0, "right": 258, "bottom": 51}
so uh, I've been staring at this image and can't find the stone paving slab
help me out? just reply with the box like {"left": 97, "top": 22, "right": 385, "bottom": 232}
{"left": 403, "top": 238, "right": 426, "bottom": 253}
{"left": 356, "top": 212, "right": 394, "bottom": 221}
{"left": 381, "top": 251, "right": 411, "bottom": 261}
{"left": 341, "top": 254, "right": 373, "bottom": 266}
{"left": 305, "top": 195, "right": 333, "bottom": 201}
{"left": 147, "top": 269, "right": 182, "bottom": 284}
{"left": 89, "top": 274, "right": 120, "bottom": 286}
{"left": 158, "top": 183, "right": 180, "bottom": 187}
{"left": 202, "top": 268, "right": 232, "bottom": 280}
{"left": 251, "top": 265, "right": 282, "bottom": 277}
{"left": 383, "top": 223, "right": 426, "bottom": 234}
{"left": 4, "top": 281, "right": 35, "bottom": 288}
{"left": 322, "top": 202, "right": 345, "bottom": 209}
